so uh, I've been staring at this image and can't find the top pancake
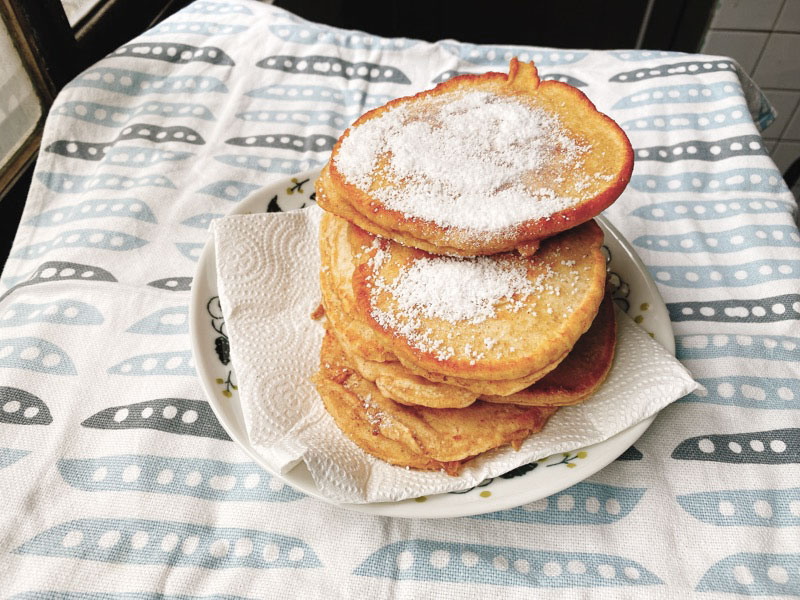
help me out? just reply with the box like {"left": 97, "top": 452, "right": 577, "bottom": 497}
{"left": 351, "top": 216, "right": 607, "bottom": 382}
{"left": 319, "top": 58, "right": 633, "bottom": 256}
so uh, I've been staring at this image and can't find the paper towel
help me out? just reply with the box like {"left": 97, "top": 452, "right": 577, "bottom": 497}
{"left": 212, "top": 206, "right": 698, "bottom": 503}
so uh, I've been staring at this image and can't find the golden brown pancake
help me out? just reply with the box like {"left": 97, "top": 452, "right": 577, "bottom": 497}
{"left": 483, "top": 292, "right": 616, "bottom": 406}
{"left": 338, "top": 291, "right": 616, "bottom": 409}
{"left": 319, "top": 212, "right": 394, "bottom": 363}
{"left": 342, "top": 347, "right": 478, "bottom": 409}
{"left": 318, "top": 58, "right": 633, "bottom": 257}
{"left": 318, "top": 211, "right": 572, "bottom": 399}
{"left": 312, "top": 332, "right": 558, "bottom": 475}
{"left": 351, "top": 216, "right": 607, "bottom": 383}
{"left": 316, "top": 175, "right": 540, "bottom": 258}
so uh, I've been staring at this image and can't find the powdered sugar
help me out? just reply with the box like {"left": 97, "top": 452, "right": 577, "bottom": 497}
{"left": 334, "top": 90, "right": 594, "bottom": 235}
{"left": 380, "top": 255, "right": 539, "bottom": 324}
{"left": 361, "top": 393, "right": 391, "bottom": 429}
{"left": 367, "top": 246, "right": 554, "bottom": 360}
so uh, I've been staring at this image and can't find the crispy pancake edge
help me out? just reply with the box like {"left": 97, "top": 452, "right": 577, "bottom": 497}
{"left": 334, "top": 291, "right": 614, "bottom": 410}
{"left": 351, "top": 218, "right": 608, "bottom": 381}
{"left": 482, "top": 292, "right": 617, "bottom": 406}
{"left": 313, "top": 332, "right": 558, "bottom": 473}
{"left": 320, "top": 212, "right": 575, "bottom": 393}
{"left": 322, "top": 58, "right": 633, "bottom": 256}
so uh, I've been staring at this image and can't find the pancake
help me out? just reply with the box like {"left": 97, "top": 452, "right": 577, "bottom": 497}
{"left": 343, "top": 347, "right": 478, "bottom": 409}
{"left": 312, "top": 331, "right": 558, "bottom": 475}
{"left": 319, "top": 211, "right": 394, "bottom": 363}
{"left": 316, "top": 173, "right": 540, "bottom": 258}
{"left": 319, "top": 211, "right": 576, "bottom": 397}
{"left": 351, "top": 215, "right": 607, "bottom": 382}
{"left": 482, "top": 292, "right": 616, "bottom": 406}
{"left": 336, "top": 291, "right": 615, "bottom": 409}
{"left": 318, "top": 58, "right": 633, "bottom": 257}
{"left": 349, "top": 292, "right": 617, "bottom": 409}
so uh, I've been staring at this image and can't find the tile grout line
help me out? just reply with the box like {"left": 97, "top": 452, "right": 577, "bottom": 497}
{"left": 707, "top": 27, "right": 799, "bottom": 33}
{"left": 710, "top": 28, "right": 800, "bottom": 35}
{"left": 748, "top": 0, "right": 782, "bottom": 143}
{"left": 748, "top": 31, "right": 772, "bottom": 79}
{"left": 776, "top": 99, "right": 800, "bottom": 142}
{"left": 749, "top": 0, "right": 788, "bottom": 79}
{"left": 756, "top": 88, "right": 800, "bottom": 93}
{"left": 770, "top": 0, "right": 798, "bottom": 142}
{"left": 767, "top": 93, "right": 800, "bottom": 140}
{"left": 778, "top": 100, "right": 800, "bottom": 143}
{"left": 702, "top": 29, "right": 768, "bottom": 80}
{"left": 772, "top": 0, "right": 788, "bottom": 29}
{"left": 768, "top": 1, "right": 798, "bottom": 197}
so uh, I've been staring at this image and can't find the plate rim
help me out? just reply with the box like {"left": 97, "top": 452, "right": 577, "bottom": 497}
{"left": 189, "top": 168, "right": 674, "bottom": 519}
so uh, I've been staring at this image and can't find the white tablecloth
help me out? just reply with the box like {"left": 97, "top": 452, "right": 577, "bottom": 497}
{"left": 1, "top": 1, "right": 798, "bottom": 598}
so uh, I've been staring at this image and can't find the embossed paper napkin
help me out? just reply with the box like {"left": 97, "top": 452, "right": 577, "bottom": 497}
{"left": 212, "top": 206, "right": 698, "bottom": 503}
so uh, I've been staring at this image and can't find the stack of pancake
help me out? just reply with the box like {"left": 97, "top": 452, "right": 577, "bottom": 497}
{"left": 312, "top": 59, "right": 633, "bottom": 475}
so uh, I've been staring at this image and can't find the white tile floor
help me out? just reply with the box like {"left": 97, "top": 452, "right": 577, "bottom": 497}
{"left": 701, "top": 0, "right": 800, "bottom": 200}
{"left": 752, "top": 33, "right": 800, "bottom": 88}
{"left": 702, "top": 30, "right": 768, "bottom": 73}
{"left": 710, "top": 0, "right": 785, "bottom": 30}
{"left": 762, "top": 90, "right": 800, "bottom": 138}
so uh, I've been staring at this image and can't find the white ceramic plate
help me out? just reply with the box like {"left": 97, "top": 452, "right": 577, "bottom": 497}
{"left": 189, "top": 169, "right": 674, "bottom": 519}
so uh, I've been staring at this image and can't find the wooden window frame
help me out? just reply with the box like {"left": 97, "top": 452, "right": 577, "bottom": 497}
{"left": 0, "top": 0, "right": 191, "bottom": 201}
{"left": 0, "top": 0, "right": 192, "bottom": 271}
{"left": 0, "top": 0, "right": 70, "bottom": 199}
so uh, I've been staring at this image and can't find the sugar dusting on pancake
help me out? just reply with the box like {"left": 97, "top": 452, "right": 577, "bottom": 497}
{"left": 366, "top": 243, "right": 560, "bottom": 361}
{"left": 334, "top": 89, "right": 597, "bottom": 235}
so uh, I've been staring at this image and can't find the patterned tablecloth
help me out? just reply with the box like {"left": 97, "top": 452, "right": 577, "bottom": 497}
{"left": 1, "top": 1, "right": 799, "bottom": 598}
